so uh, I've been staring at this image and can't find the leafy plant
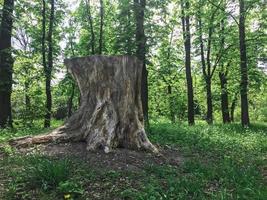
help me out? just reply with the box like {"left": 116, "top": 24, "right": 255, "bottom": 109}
{"left": 23, "top": 156, "right": 72, "bottom": 191}
{"left": 57, "top": 180, "right": 84, "bottom": 197}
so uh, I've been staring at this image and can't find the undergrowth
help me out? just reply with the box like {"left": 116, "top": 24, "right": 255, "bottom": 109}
{"left": 0, "top": 122, "right": 266, "bottom": 199}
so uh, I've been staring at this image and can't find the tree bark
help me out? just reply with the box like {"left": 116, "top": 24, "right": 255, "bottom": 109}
{"left": 219, "top": 19, "right": 230, "bottom": 124}
{"left": 181, "top": 0, "right": 194, "bottom": 125}
{"left": 134, "top": 0, "right": 148, "bottom": 126}
{"left": 206, "top": 77, "right": 213, "bottom": 124}
{"left": 198, "top": 17, "right": 212, "bottom": 124}
{"left": 239, "top": 0, "right": 250, "bottom": 127}
{"left": 219, "top": 72, "right": 230, "bottom": 123}
{"left": 99, "top": 0, "right": 104, "bottom": 54}
{"left": 44, "top": 0, "right": 55, "bottom": 128}
{"left": 10, "top": 56, "right": 158, "bottom": 153}
{"left": 0, "top": 0, "right": 14, "bottom": 128}
{"left": 230, "top": 92, "right": 238, "bottom": 122}
{"left": 205, "top": 13, "right": 215, "bottom": 125}
{"left": 41, "top": 0, "right": 47, "bottom": 122}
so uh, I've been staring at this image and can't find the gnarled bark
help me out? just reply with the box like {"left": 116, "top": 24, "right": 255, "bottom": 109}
{"left": 10, "top": 56, "right": 158, "bottom": 153}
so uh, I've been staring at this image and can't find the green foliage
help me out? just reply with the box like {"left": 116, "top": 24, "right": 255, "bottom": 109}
{"left": 0, "top": 144, "right": 13, "bottom": 155}
{"left": 28, "top": 157, "right": 70, "bottom": 189}
{"left": 57, "top": 180, "right": 84, "bottom": 196}
{"left": 4, "top": 0, "right": 266, "bottom": 125}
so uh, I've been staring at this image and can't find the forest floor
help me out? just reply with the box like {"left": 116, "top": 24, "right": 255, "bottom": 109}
{"left": 0, "top": 122, "right": 266, "bottom": 200}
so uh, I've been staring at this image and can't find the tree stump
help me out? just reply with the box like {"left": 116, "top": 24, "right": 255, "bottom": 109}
{"left": 10, "top": 56, "right": 158, "bottom": 153}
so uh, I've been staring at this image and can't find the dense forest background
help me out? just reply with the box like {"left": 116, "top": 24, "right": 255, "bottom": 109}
{"left": 0, "top": 0, "right": 266, "bottom": 128}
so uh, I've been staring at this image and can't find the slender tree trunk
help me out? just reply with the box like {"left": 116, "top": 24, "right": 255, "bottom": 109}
{"left": 42, "top": 0, "right": 47, "bottom": 126}
{"left": 206, "top": 77, "right": 213, "bottom": 124}
{"left": 41, "top": 0, "right": 47, "bottom": 89}
{"left": 134, "top": 0, "right": 148, "bottom": 126}
{"left": 44, "top": 0, "right": 55, "bottom": 128}
{"left": 0, "top": 0, "right": 15, "bottom": 128}
{"left": 230, "top": 92, "right": 238, "bottom": 122}
{"left": 238, "top": 0, "right": 250, "bottom": 127}
{"left": 198, "top": 17, "right": 213, "bottom": 124}
{"left": 198, "top": 18, "right": 206, "bottom": 77}
{"left": 126, "top": 6, "right": 132, "bottom": 55}
{"left": 181, "top": 0, "right": 194, "bottom": 125}
{"left": 85, "top": 0, "right": 95, "bottom": 54}
{"left": 99, "top": 0, "right": 104, "bottom": 54}
{"left": 219, "top": 72, "right": 230, "bottom": 123}
{"left": 205, "top": 18, "right": 214, "bottom": 125}
{"left": 67, "top": 35, "right": 78, "bottom": 117}
{"left": 167, "top": 85, "right": 175, "bottom": 123}
{"left": 67, "top": 83, "right": 75, "bottom": 118}
{"left": 25, "top": 81, "right": 31, "bottom": 113}
{"left": 165, "top": 27, "right": 175, "bottom": 123}
{"left": 219, "top": 19, "right": 230, "bottom": 124}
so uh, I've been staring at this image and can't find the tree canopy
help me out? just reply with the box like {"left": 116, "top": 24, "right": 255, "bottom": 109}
{"left": 0, "top": 0, "right": 266, "bottom": 127}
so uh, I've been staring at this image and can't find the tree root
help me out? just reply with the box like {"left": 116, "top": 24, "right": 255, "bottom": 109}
{"left": 9, "top": 126, "right": 158, "bottom": 154}
{"left": 9, "top": 126, "right": 69, "bottom": 148}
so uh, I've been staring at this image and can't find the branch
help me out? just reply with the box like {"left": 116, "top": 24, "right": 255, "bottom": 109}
{"left": 207, "top": 0, "right": 239, "bottom": 26}
{"left": 211, "top": 43, "right": 235, "bottom": 78}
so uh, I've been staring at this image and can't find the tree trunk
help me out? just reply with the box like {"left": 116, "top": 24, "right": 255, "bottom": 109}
{"left": 126, "top": 5, "right": 133, "bottom": 55}
{"left": 167, "top": 85, "right": 175, "bottom": 123}
{"left": 198, "top": 6, "right": 218, "bottom": 125}
{"left": 99, "top": 0, "right": 104, "bottom": 54}
{"left": 11, "top": 56, "right": 158, "bottom": 153}
{"left": 219, "top": 72, "right": 230, "bottom": 123}
{"left": 181, "top": 0, "right": 194, "bottom": 125}
{"left": 44, "top": 0, "right": 55, "bottom": 128}
{"left": 134, "top": 0, "right": 148, "bottom": 126}
{"left": 206, "top": 78, "right": 213, "bottom": 124}
{"left": 0, "top": 0, "right": 14, "bottom": 128}
{"left": 239, "top": 0, "right": 250, "bottom": 127}
{"left": 218, "top": 19, "right": 230, "bottom": 124}
{"left": 198, "top": 16, "right": 211, "bottom": 124}
{"left": 67, "top": 82, "right": 75, "bottom": 118}
{"left": 85, "top": 0, "right": 95, "bottom": 54}
{"left": 41, "top": 0, "right": 47, "bottom": 109}
{"left": 25, "top": 81, "right": 31, "bottom": 113}
{"left": 230, "top": 92, "right": 238, "bottom": 122}
{"left": 205, "top": 15, "right": 215, "bottom": 125}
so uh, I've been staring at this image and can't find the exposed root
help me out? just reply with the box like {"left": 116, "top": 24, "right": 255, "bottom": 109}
{"left": 8, "top": 126, "right": 158, "bottom": 154}
{"left": 9, "top": 127, "right": 69, "bottom": 148}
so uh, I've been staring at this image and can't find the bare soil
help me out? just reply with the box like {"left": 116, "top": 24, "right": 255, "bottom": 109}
{"left": 15, "top": 142, "right": 183, "bottom": 171}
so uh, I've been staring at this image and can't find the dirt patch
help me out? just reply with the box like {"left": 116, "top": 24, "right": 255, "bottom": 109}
{"left": 14, "top": 142, "right": 183, "bottom": 171}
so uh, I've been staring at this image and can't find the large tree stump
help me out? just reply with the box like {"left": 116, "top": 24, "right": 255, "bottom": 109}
{"left": 10, "top": 56, "right": 158, "bottom": 153}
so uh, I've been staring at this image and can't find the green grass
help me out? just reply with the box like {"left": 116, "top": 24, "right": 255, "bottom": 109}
{"left": 1, "top": 155, "right": 85, "bottom": 199}
{"left": 145, "top": 123, "right": 267, "bottom": 200}
{"left": 0, "top": 119, "right": 62, "bottom": 143}
{"left": 0, "top": 122, "right": 266, "bottom": 199}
